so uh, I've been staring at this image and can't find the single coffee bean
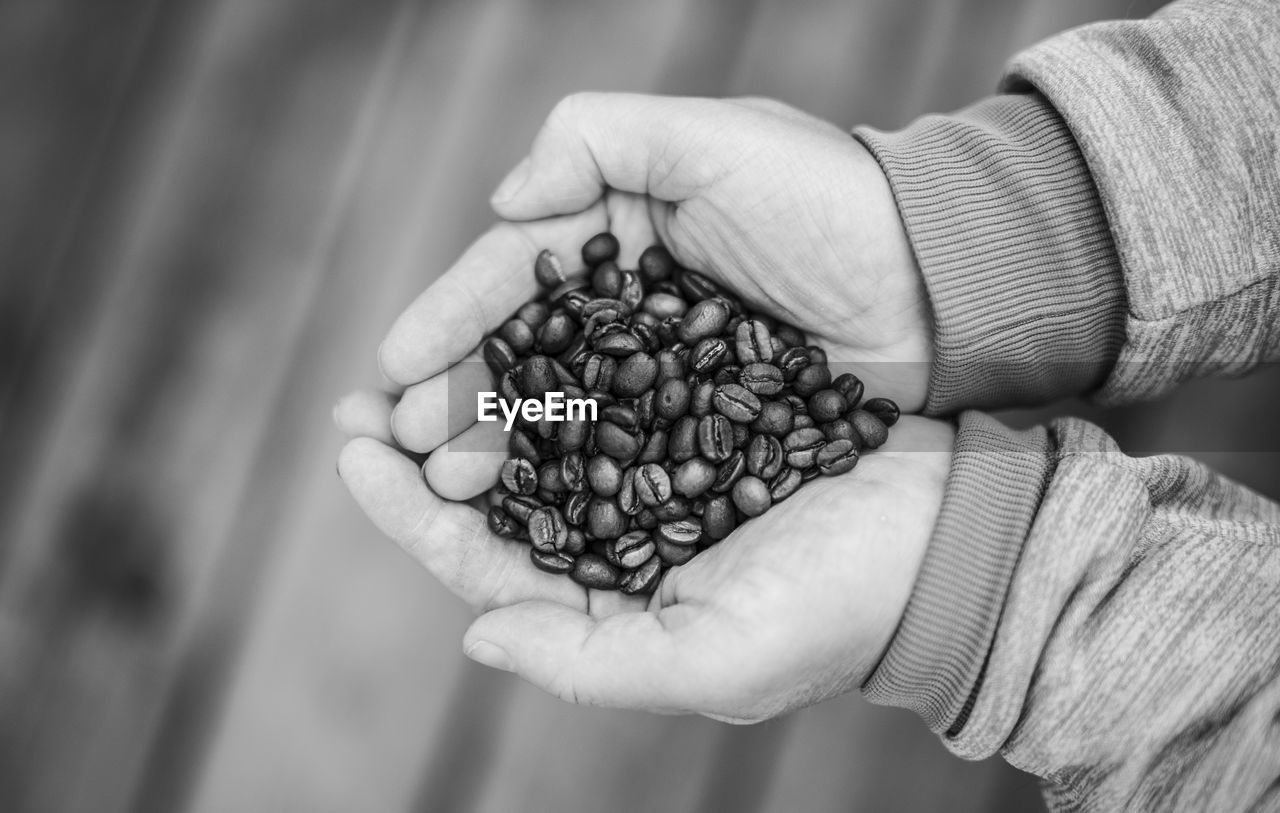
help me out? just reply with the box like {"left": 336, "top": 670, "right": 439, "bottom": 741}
{"left": 528, "top": 506, "right": 568, "bottom": 552}
{"left": 638, "top": 244, "right": 676, "bottom": 284}
{"left": 609, "top": 531, "right": 656, "bottom": 569}
{"left": 635, "top": 463, "right": 672, "bottom": 507}
{"left": 582, "top": 232, "right": 621, "bottom": 267}
{"left": 600, "top": 403, "right": 638, "bottom": 431}
{"left": 586, "top": 454, "right": 622, "bottom": 496}
{"left": 642, "top": 292, "right": 687, "bottom": 319}
{"left": 571, "top": 552, "right": 621, "bottom": 589}
{"left": 487, "top": 506, "right": 519, "bottom": 538}
{"left": 668, "top": 416, "right": 699, "bottom": 462}
{"left": 654, "top": 534, "right": 696, "bottom": 566}
{"left": 713, "top": 383, "right": 762, "bottom": 423}
{"left": 655, "top": 349, "right": 686, "bottom": 384}
{"left": 483, "top": 337, "right": 518, "bottom": 375}
{"left": 531, "top": 548, "right": 575, "bottom": 575}
{"left": 560, "top": 451, "right": 586, "bottom": 491}
{"left": 595, "top": 421, "right": 640, "bottom": 460}
{"left": 613, "top": 352, "right": 658, "bottom": 397}
{"left": 537, "top": 313, "right": 575, "bottom": 354}
{"left": 620, "top": 556, "right": 662, "bottom": 594}
{"left": 817, "top": 439, "right": 860, "bottom": 476}
{"left": 807, "top": 346, "right": 828, "bottom": 365}
{"left": 618, "top": 270, "right": 644, "bottom": 312}
{"left": 801, "top": 467, "right": 822, "bottom": 482}
{"left": 500, "top": 458, "right": 538, "bottom": 495}
{"left": 520, "top": 355, "right": 559, "bottom": 400}
{"left": 564, "top": 490, "right": 590, "bottom": 525}
{"left": 768, "top": 468, "right": 803, "bottom": 503}
{"left": 538, "top": 461, "right": 568, "bottom": 493}
{"left": 656, "top": 519, "right": 703, "bottom": 547}
{"left": 652, "top": 496, "right": 691, "bottom": 522}
{"left": 848, "top": 409, "right": 889, "bottom": 449}
{"left": 517, "top": 300, "right": 550, "bottom": 330}
{"left": 689, "top": 337, "right": 728, "bottom": 374}
{"left": 739, "top": 362, "right": 784, "bottom": 396}
{"left": 735, "top": 319, "right": 773, "bottom": 364}
{"left": 831, "top": 373, "right": 864, "bottom": 408}
{"left": 656, "top": 378, "right": 691, "bottom": 422}
{"left": 498, "top": 319, "right": 535, "bottom": 355}
{"left": 793, "top": 362, "right": 832, "bottom": 397}
{"left": 637, "top": 384, "right": 659, "bottom": 427}
{"left": 500, "top": 367, "right": 525, "bottom": 407}
{"left": 690, "top": 379, "right": 716, "bottom": 417}
{"left": 773, "top": 322, "right": 806, "bottom": 348}
{"left": 783, "top": 427, "right": 827, "bottom": 469}
{"left": 534, "top": 248, "right": 568, "bottom": 288}
{"left": 563, "top": 528, "right": 588, "bottom": 555}
{"left": 777, "top": 347, "right": 810, "bottom": 380}
{"left": 732, "top": 476, "right": 771, "bottom": 517}
{"left": 751, "top": 400, "right": 794, "bottom": 436}
{"left": 862, "top": 397, "right": 900, "bottom": 427}
{"left": 618, "top": 467, "right": 642, "bottom": 516}
{"left": 697, "top": 414, "right": 734, "bottom": 463}
{"left": 591, "top": 260, "right": 623, "bottom": 298}
{"left": 672, "top": 457, "right": 716, "bottom": 498}
{"left": 502, "top": 494, "right": 542, "bottom": 524}
{"left": 792, "top": 414, "right": 816, "bottom": 430}
{"left": 679, "top": 299, "right": 732, "bottom": 344}
{"left": 630, "top": 310, "right": 661, "bottom": 331}
{"left": 808, "top": 389, "right": 848, "bottom": 423}
{"left": 703, "top": 495, "right": 737, "bottom": 540}
{"left": 823, "top": 419, "right": 860, "bottom": 447}
{"left": 638, "top": 429, "right": 668, "bottom": 465}
{"left": 746, "top": 434, "right": 785, "bottom": 480}
{"left": 586, "top": 496, "right": 627, "bottom": 539}
{"left": 557, "top": 417, "right": 590, "bottom": 453}
{"left": 677, "top": 270, "right": 724, "bottom": 302}
{"left": 595, "top": 330, "right": 645, "bottom": 357}
{"left": 711, "top": 450, "right": 746, "bottom": 493}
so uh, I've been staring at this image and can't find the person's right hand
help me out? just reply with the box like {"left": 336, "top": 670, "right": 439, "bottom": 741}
{"left": 379, "top": 93, "right": 933, "bottom": 417}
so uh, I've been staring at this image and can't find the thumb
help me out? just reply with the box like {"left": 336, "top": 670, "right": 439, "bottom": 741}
{"left": 490, "top": 93, "right": 728, "bottom": 220}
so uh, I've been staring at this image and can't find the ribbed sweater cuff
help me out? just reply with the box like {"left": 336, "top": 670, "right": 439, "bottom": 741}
{"left": 862, "top": 411, "right": 1054, "bottom": 734}
{"left": 853, "top": 93, "right": 1125, "bottom": 415}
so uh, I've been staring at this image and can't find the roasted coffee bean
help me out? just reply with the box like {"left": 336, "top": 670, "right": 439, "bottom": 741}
{"left": 582, "top": 232, "right": 621, "bottom": 267}
{"left": 777, "top": 347, "right": 810, "bottom": 380}
{"left": 630, "top": 310, "right": 661, "bottom": 331}
{"left": 551, "top": 357, "right": 577, "bottom": 386}
{"left": 638, "top": 429, "right": 668, "bottom": 464}
{"left": 591, "top": 260, "right": 623, "bottom": 298}
{"left": 498, "top": 319, "right": 535, "bottom": 355}
{"left": 531, "top": 548, "right": 575, "bottom": 575}
{"left": 520, "top": 355, "right": 559, "bottom": 400}
{"left": 732, "top": 476, "right": 771, "bottom": 517}
{"left": 746, "top": 434, "right": 785, "bottom": 480}
{"left": 557, "top": 417, "right": 590, "bottom": 452}
{"left": 617, "top": 468, "right": 641, "bottom": 516}
{"left": 483, "top": 337, "right": 518, "bottom": 375}
{"left": 631, "top": 321, "right": 659, "bottom": 353}
{"left": 638, "top": 245, "right": 676, "bottom": 284}
{"left": 517, "top": 300, "right": 550, "bottom": 329}
{"left": 690, "top": 337, "right": 728, "bottom": 374}
{"left": 713, "top": 383, "right": 762, "bottom": 423}
{"left": 678, "top": 270, "right": 724, "bottom": 302}
{"left": 735, "top": 319, "right": 773, "bottom": 365}
{"left": 551, "top": 279, "right": 591, "bottom": 311}
{"left": 739, "top": 362, "right": 784, "bottom": 396}
{"left": 808, "top": 389, "right": 848, "bottom": 423}
{"left": 528, "top": 506, "right": 568, "bottom": 552}
{"left": 768, "top": 468, "right": 803, "bottom": 503}
{"left": 817, "top": 439, "right": 860, "bottom": 476}
{"left": 600, "top": 404, "right": 638, "bottom": 431}
{"left": 613, "top": 352, "right": 658, "bottom": 397}
{"left": 536, "top": 312, "right": 575, "bottom": 355}
{"left": 487, "top": 506, "right": 519, "bottom": 538}
{"left": 773, "top": 322, "right": 806, "bottom": 348}
{"left": 586, "top": 454, "right": 623, "bottom": 496}
{"left": 751, "top": 401, "right": 793, "bottom": 436}
{"left": 571, "top": 552, "right": 621, "bottom": 589}
{"left": 807, "top": 346, "right": 827, "bottom": 365}
{"left": 595, "top": 330, "right": 645, "bottom": 357}
{"left": 712, "top": 450, "right": 746, "bottom": 493}
{"left": 538, "top": 462, "right": 568, "bottom": 493}
{"left": 793, "top": 362, "right": 832, "bottom": 397}
{"left": 502, "top": 494, "right": 542, "bottom": 524}
{"left": 849, "top": 409, "right": 889, "bottom": 449}
{"left": 587, "top": 496, "right": 627, "bottom": 539}
{"left": 654, "top": 534, "right": 696, "bottom": 566}
{"left": 564, "top": 491, "right": 590, "bottom": 525}
{"left": 703, "top": 495, "right": 737, "bottom": 540}
{"left": 831, "top": 373, "right": 864, "bottom": 408}
{"left": 792, "top": 414, "right": 816, "bottom": 430}
{"left": 642, "top": 293, "right": 687, "bottom": 319}
{"left": 595, "top": 421, "right": 640, "bottom": 460}
{"left": 656, "top": 519, "right": 703, "bottom": 547}
{"left": 652, "top": 496, "right": 691, "bottom": 522}
{"left": 609, "top": 531, "right": 656, "bottom": 569}
{"left": 500, "top": 458, "right": 538, "bottom": 495}
{"left": 690, "top": 379, "right": 716, "bottom": 417}
{"left": 618, "top": 270, "right": 644, "bottom": 312}
{"left": 563, "top": 528, "right": 588, "bottom": 555}
{"left": 534, "top": 248, "right": 568, "bottom": 288}
{"left": 560, "top": 451, "right": 586, "bottom": 491}
{"left": 631, "top": 508, "right": 654, "bottom": 530}
{"left": 655, "top": 378, "right": 691, "bottom": 422}
{"left": 672, "top": 457, "right": 716, "bottom": 498}
{"left": 509, "top": 429, "right": 541, "bottom": 465}
{"left": 823, "top": 419, "right": 859, "bottom": 446}
{"left": 635, "top": 463, "right": 672, "bottom": 507}
{"left": 620, "top": 556, "right": 662, "bottom": 594}
{"left": 862, "top": 397, "right": 900, "bottom": 427}
{"left": 655, "top": 349, "right": 686, "bottom": 384}
{"left": 801, "top": 467, "right": 821, "bottom": 482}
{"left": 499, "top": 369, "right": 522, "bottom": 405}
{"left": 697, "top": 414, "right": 734, "bottom": 463}
{"left": 668, "top": 415, "right": 699, "bottom": 462}
{"left": 679, "top": 299, "right": 731, "bottom": 344}
{"left": 783, "top": 427, "right": 827, "bottom": 469}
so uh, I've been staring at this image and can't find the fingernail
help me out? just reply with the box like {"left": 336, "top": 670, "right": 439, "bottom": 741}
{"left": 491, "top": 157, "right": 532, "bottom": 205}
{"left": 465, "top": 640, "right": 512, "bottom": 672}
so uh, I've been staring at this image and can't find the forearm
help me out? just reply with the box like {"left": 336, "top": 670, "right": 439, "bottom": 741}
{"left": 867, "top": 412, "right": 1280, "bottom": 810}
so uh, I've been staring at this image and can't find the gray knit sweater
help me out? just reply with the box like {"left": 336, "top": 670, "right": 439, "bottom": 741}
{"left": 852, "top": 1, "right": 1280, "bottom": 810}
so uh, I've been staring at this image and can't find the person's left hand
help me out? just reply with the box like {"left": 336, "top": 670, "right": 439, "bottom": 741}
{"left": 335, "top": 395, "right": 952, "bottom": 723}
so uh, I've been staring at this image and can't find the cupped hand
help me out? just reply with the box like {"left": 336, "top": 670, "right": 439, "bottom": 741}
{"left": 335, "top": 411, "right": 953, "bottom": 722}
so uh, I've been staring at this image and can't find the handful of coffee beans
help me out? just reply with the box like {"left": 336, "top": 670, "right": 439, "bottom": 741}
{"left": 481, "top": 233, "right": 899, "bottom": 595}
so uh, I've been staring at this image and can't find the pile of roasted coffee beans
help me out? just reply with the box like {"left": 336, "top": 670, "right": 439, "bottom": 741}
{"left": 481, "top": 233, "right": 899, "bottom": 594}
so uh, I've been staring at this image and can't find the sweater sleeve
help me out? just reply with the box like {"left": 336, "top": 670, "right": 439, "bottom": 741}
{"left": 864, "top": 412, "right": 1280, "bottom": 811}
{"left": 855, "top": 0, "right": 1280, "bottom": 414}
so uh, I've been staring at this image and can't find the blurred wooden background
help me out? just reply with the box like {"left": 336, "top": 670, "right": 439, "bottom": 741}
{"left": 3, "top": 0, "right": 1276, "bottom": 811}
